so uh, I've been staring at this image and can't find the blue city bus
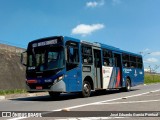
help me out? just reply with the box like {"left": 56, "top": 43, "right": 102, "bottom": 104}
{"left": 21, "top": 36, "right": 144, "bottom": 97}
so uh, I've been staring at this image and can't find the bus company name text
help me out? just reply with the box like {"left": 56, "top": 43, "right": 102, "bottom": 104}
{"left": 32, "top": 39, "right": 58, "bottom": 47}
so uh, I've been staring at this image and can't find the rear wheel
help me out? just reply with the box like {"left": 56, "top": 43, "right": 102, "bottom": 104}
{"left": 120, "top": 78, "right": 131, "bottom": 92}
{"left": 48, "top": 92, "right": 60, "bottom": 97}
{"left": 82, "top": 81, "right": 91, "bottom": 97}
{"left": 125, "top": 79, "right": 131, "bottom": 92}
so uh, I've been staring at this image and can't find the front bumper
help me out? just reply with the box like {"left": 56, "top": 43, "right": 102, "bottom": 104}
{"left": 26, "top": 80, "right": 66, "bottom": 92}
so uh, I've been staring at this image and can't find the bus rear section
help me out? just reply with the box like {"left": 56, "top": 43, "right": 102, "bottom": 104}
{"left": 101, "top": 48, "right": 144, "bottom": 92}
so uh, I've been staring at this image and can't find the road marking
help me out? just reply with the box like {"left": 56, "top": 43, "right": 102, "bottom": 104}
{"left": 8, "top": 89, "right": 160, "bottom": 120}
{"left": 144, "top": 94, "right": 160, "bottom": 96}
{"left": 53, "top": 89, "right": 160, "bottom": 111}
{"left": 95, "top": 99, "right": 160, "bottom": 105}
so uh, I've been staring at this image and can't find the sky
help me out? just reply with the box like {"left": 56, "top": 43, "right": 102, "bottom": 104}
{"left": 0, "top": 0, "right": 160, "bottom": 72}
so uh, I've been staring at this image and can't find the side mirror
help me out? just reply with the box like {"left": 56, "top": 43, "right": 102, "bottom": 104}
{"left": 21, "top": 51, "right": 27, "bottom": 66}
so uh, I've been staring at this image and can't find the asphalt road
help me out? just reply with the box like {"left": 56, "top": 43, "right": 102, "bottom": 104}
{"left": 0, "top": 83, "right": 160, "bottom": 120}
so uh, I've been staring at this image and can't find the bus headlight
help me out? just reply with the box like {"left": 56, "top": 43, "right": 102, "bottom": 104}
{"left": 53, "top": 75, "right": 64, "bottom": 84}
{"left": 57, "top": 75, "right": 63, "bottom": 81}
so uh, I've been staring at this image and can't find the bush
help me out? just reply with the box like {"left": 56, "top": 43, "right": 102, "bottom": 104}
{"left": 144, "top": 73, "right": 160, "bottom": 84}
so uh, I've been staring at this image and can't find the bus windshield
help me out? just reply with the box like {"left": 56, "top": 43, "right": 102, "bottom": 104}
{"left": 27, "top": 46, "right": 64, "bottom": 72}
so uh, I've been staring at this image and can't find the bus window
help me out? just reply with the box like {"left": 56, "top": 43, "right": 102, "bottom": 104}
{"left": 137, "top": 57, "right": 143, "bottom": 69}
{"left": 68, "top": 47, "right": 74, "bottom": 63}
{"left": 28, "top": 55, "right": 33, "bottom": 67}
{"left": 122, "top": 54, "right": 130, "bottom": 68}
{"left": 48, "top": 52, "right": 58, "bottom": 62}
{"left": 130, "top": 56, "right": 136, "bottom": 68}
{"left": 67, "top": 46, "right": 79, "bottom": 63}
{"left": 81, "top": 45, "right": 93, "bottom": 64}
{"left": 103, "top": 49, "right": 113, "bottom": 67}
{"left": 36, "top": 53, "right": 45, "bottom": 67}
{"left": 66, "top": 41, "right": 79, "bottom": 71}
{"left": 113, "top": 53, "right": 122, "bottom": 67}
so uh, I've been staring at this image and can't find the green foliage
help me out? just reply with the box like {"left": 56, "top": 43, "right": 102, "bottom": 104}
{"left": 0, "top": 89, "right": 27, "bottom": 95}
{"left": 145, "top": 73, "right": 160, "bottom": 84}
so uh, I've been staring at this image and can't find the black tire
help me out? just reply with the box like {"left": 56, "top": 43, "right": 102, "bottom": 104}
{"left": 120, "top": 79, "right": 131, "bottom": 92}
{"left": 82, "top": 81, "right": 91, "bottom": 97}
{"left": 125, "top": 79, "right": 131, "bottom": 92}
{"left": 48, "top": 92, "right": 60, "bottom": 97}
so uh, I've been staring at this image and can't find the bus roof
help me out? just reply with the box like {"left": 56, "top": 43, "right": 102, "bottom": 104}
{"left": 100, "top": 42, "right": 142, "bottom": 57}
{"left": 28, "top": 36, "right": 142, "bottom": 57}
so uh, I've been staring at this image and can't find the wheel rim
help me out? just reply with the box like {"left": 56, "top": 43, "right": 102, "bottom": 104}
{"left": 83, "top": 82, "right": 91, "bottom": 97}
{"left": 84, "top": 83, "right": 89, "bottom": 94}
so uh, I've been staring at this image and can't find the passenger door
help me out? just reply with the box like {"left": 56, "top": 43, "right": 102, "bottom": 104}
{"left": 93, "top": 49, "right": 102, "bottom": 89}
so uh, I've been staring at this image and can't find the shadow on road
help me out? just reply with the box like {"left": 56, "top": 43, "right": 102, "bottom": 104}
{"left": 10, "top": 89, "right": 139, "bottom": 102}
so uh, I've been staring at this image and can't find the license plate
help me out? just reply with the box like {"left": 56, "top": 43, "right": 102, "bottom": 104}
{"left": 36, "top": 86, "right": 42, "bottom": 90}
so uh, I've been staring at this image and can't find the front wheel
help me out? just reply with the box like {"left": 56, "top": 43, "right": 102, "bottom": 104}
{"left": 82, "top": 81, "right": 91, "bottom": 97}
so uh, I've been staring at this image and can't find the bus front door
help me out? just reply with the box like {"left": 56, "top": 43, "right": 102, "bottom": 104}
{"left": 93, "top": 49, "right": 102, "bottom": 89}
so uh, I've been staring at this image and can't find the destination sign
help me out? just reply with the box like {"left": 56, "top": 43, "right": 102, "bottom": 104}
{"left": 32, "top": 39, "right": 58, "bottom": 47}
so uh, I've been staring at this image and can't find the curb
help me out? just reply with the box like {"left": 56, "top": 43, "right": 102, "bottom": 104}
{"left": 0, "top": 92, "right": 48, "bottom": 100}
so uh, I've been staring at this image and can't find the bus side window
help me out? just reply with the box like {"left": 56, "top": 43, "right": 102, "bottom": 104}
{"left": 109, "top": 58, "right": 113, "bottom": 66}
{"left": 113, "top": 58, "right": 117, "bottom": 67}
{"left": 66, "top": 41, "right": 79, "bottom": 71}
{"left": 103, "top": 49, "right": 113, "bottom": 67}
{"left": 123, "top": 62, "right": 128, "bottom": 67}
{"left": 68, "top": 47, "right": 74, "bottom": 63}
{"left": 81, "top": 45, "right": 93, "bottom": 65}
{"left": 104, "top": 58, "right": 113, "bottom": 66}
{"left": 67, "top": 46, "right": 79, "bottom": 63}
{"left": 103, "top": 59, "right": 108, "bottom": 66}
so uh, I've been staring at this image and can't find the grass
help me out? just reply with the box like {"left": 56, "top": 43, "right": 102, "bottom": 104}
{"left": 0, "top": 89, "right": 27, "bottom": 95}
{"left": 144, "top": 73, "right": 160, "bottom": 84}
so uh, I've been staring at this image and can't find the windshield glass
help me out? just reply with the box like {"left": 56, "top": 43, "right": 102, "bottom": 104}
{"left": 28, "top": 46, "right": 64, "bottom": 71}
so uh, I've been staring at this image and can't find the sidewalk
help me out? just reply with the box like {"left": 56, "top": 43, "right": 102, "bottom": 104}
{"left": 0, "top": 92, "right": 48, "bottom": 100}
